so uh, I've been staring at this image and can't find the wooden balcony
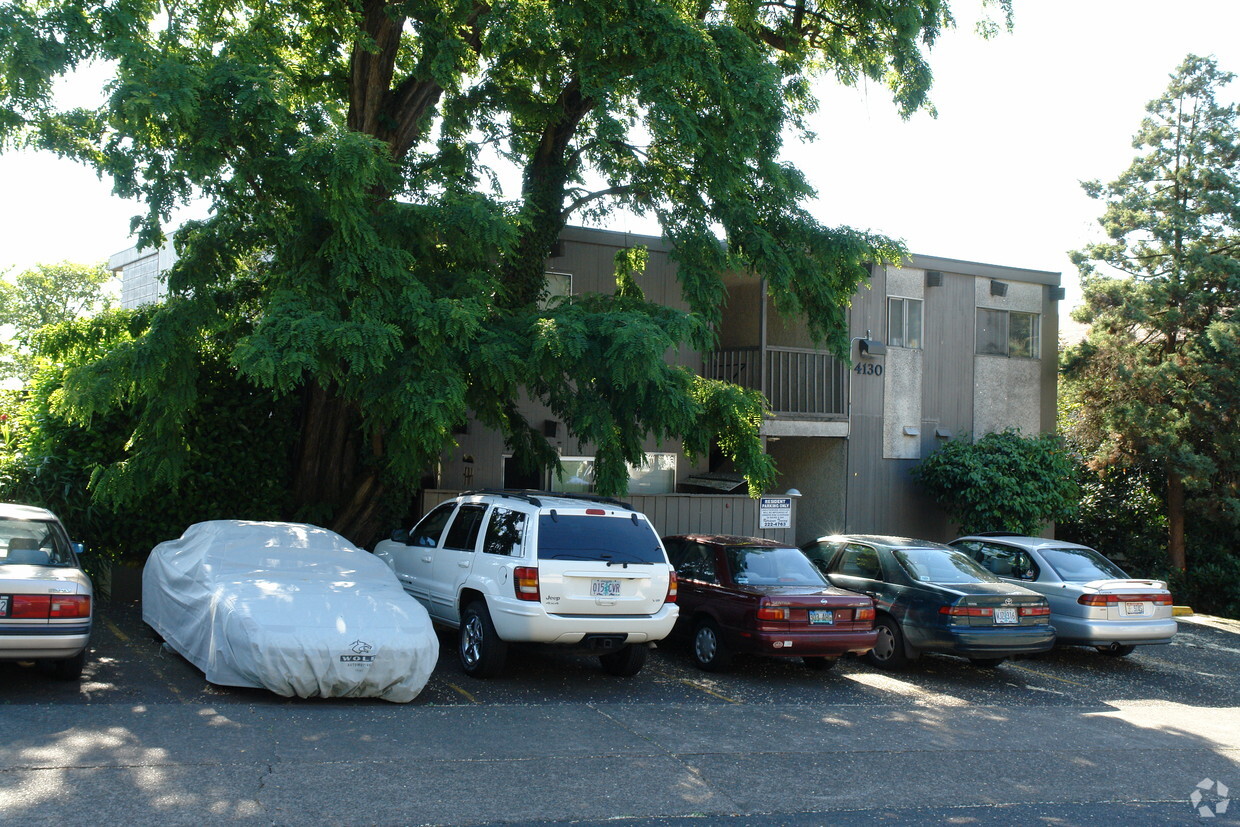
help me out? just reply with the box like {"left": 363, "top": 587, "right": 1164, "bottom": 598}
{"left": 705, "top": 346, "right": 848, "bottom": 421}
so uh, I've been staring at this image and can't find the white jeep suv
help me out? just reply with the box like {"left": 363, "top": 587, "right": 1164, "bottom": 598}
{"left": 373, "top": 490, "right": 678, "bottom": 678}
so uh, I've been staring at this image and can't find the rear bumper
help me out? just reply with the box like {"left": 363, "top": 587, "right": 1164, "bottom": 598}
{"left": 1051, "top": 615, "right": 1177, "bottom": 646}
{"left": 730, "top": 627, "right": 878, "bottom": 658}
{"left": 490, "top": 599, "right": 679, "bottom": 645}
{"left": 912, "top": 623, "right": 1055, "bottom": 657}
{"left": 0, "top": 624, "right": 92, "bottom": 660}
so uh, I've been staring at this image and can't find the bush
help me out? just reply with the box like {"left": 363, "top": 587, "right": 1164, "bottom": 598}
{"left": 911, "top": 429, "right": 1079, "bottom": 535}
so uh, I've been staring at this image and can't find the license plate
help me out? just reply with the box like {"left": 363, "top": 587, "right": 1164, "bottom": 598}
{"left": 808, "top": 609, "right": 834, "bottom": 625}
{"left": 591, "top": 580, "right": 621, "bottom": 598}
{"left": 0, "top": 595, "right": 6, "bottom": 615}
{"left": 993, "top": 607, "right": 1018, "bottom": 624}
{"left": 1123, "top": 601, "right": 1147, "bottom": 615}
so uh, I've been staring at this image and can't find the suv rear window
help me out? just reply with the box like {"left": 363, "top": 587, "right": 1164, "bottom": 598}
{"left": 536, "top": 514, "right": 665, "bottom": 564}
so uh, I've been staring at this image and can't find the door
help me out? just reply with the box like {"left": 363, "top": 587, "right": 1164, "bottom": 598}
{"left": 430, "top": 503, "right": 489, "bottom": 623}
{"left": 393, "top": 502, "right": 456, "bottom": 607}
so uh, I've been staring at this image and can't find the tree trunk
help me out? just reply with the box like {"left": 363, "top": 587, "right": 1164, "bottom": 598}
{"left": 291, "top": 381, "right": 388, "bottom": 547}
{"left": 1167, "top": 469, "right": 1186, "bottom": 571}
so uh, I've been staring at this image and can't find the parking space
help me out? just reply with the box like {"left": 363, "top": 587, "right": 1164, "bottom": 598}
{"left": 5, "top": 599, "right": 1237, "bottom": 713}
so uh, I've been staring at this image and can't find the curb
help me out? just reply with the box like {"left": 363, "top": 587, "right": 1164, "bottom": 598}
{"left": 1172, "top": 606, "right": 1194, "bottom": 616}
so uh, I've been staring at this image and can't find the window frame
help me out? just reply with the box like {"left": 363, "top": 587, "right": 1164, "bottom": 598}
{"left": 976, "top": 308, "right": 1041, "bottom": 359}
{"left": 887, "top": 296, "right": 924, "bottom": 350}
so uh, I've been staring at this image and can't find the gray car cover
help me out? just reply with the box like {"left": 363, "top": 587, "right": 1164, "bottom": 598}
{"left": 143, "top": 520, "right": 438, "bottom": 702}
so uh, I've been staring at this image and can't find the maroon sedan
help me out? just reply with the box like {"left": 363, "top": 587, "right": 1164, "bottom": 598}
{"left": 662, "top": 534, "right": 877, "bottom": 671}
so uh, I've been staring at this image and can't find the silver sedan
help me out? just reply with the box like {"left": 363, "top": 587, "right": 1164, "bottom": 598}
{"left": 950, "top": 534, "right": 1176, "bottom": 657}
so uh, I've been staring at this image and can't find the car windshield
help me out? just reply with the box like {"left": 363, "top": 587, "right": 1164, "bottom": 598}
{"left": 1039, "top": 547, "right": 1128, "bottom": 582}
{"left": 727, "top": 546, "right": 827, "bottom": 587}
{"left": 537, "top": 514, "right": 666, "bottom": 563}
{"left": 892, "top": 547, "right": 999, "bottom": 584}
{"left": 0, "top": 519, "right": 73, "bottom": 567}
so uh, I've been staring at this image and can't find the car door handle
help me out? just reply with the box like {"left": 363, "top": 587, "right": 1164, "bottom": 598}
{"left": 421, "top": 555, "right": 433, "bottom": 563}
{"left": 458, "top": 561, "right": 470, "bottom": 568}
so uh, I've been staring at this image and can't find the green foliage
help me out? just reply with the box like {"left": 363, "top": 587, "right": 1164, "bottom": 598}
{"left": 911, "top": 429, "right": 1079, "bottom": 535}
{"left": 0, "top": 260, "right": 113, "bottom": 383}
{"left": 0, "top": 308, "right": 298, "bottom": 563}
{"left": 1066, "top": 54, "right": 1240, "bottom": 573}
{"left": 0, "top": 0, "right": 1012, "bottom": 540}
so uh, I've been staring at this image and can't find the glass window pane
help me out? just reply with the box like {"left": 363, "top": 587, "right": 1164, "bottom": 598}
{"left": 887, "top": 298, "right": 905, "bottom": 348}
{"left": 482, "top": 507, "right": 527, "bottom": 556}
{"left": 628, "top": 453, "right": 676, "bottom": 494}
{"left": 976, "top": 308, "right": 1007, "bottom": 355}
{"left": 906, "top": 299, "right": 923, "bottom": 349}
{"left": 1009, "top": 312, "right": 1039, "bottom": 358}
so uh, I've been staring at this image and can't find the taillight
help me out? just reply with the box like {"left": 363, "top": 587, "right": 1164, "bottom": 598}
{"left": 756, "top": 606, "right": 789, "bottom": 621}
{"left": 1078, "top": 593, "right": 1172, "bottom": 606}
{"left": 50, "top": 595, "right": 91, "bottom": 618}
{"left": 1018, "top": 605, "right": 1051, "bottom": 616}
{"left": 665, "top": 571, "right": 677, "bottom": 604}
{"left": 11, "top": 595, "right": 51, "bottom": 618}
{"left": 939, "top": 605, "right": 993, "bottom": 617}
{"left": 855, "top": 606, "right": 876, "bottom": 622}
{"left": 514, "top": 566, "right": 540, "bottom": 602}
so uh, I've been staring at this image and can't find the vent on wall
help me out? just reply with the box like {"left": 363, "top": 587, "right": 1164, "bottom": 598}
{"left": 990, "top": 279, "right": 1008, "bottom": 297}
{"left": 926, "top": 270, "right": 943, "bottom": 288}
{"left": 1049, "top": 286, "right": 1066, "bottom": 301}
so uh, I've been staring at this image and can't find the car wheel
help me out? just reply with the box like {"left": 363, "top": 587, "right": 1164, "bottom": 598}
{"left": 1096, "top": 644, "right": 1136, "bottom": 657}
{"left": 864, "top": 616, "right": 909, "bottom": 669}
{"left": 802, "top": 657, "right": 836, "bottom": 671}
{"left": 50, "top": 648, "right": 87, "bottom": 681}
{"left": 968, "top": 657, "right": 1007, "bottom": 668}
{"left": 692, "top": 619, "right": 732, "bottom": 671}
{"left": 599, "top": 644, "right": 648, "bottom": 677}
{"left": 459, "top": 601, "right": 508, "bottom": 679}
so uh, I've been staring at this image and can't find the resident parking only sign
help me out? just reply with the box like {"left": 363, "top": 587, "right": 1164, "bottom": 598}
{"left": 759, "top": 497, "right": 792, "bottom": 529}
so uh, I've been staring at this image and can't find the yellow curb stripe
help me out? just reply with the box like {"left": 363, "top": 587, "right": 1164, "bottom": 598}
{"left": 1008, "top": 663, "right": 1088, "bottom": 687}
{"left": 1172, "top": 606, "right": 1194, "bottom": 616}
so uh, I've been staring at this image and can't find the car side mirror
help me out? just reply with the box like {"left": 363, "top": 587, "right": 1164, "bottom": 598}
{"left": 391, "top": 529, "right": 410, "bottom": 545}
{"left": 72, "top": 542, "right": 86, "bottom": 556}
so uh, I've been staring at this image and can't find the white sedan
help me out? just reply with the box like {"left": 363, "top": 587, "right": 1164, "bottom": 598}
{"left": 144, "top": 520, "right": 438, "bottom": 702}
{"left": 0, "top": 504, "right": 92, "bottom": 680}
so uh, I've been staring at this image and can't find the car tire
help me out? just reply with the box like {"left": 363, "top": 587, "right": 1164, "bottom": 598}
{"left": 1096, "top": 644, "right": 1136, "bottom": 657}
{"left": 459, "top": 601, "right": 508, "bottom": 679}
{"left": 802, "top": 657, "right": 836, "bottom": 671}
{"left": 968, "top": 657, "right": 1007, "bottom": 668}
{"left": 599, "top": 644, "right": 648, "bottom": 677}
{"left": 864, "top": 616, "right": 909, "bottom": 670}
{"left": 692, "top": 619, "right": 732, "bottom": 672}
{"left": 50, "top": 648, "right": 87, "bottom": 681}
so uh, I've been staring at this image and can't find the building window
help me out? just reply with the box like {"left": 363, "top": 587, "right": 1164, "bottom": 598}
{"left": 976, "top": 309, "right": 1040, "bottom": 358}
{"left": 549, "top": 453, "right": 676, "bottom": 495}
{"left": 887, "top": 297, "right": 923, "bottom": 349}
{"left": 540, "top": 272, "right": 572, "bottom": 309}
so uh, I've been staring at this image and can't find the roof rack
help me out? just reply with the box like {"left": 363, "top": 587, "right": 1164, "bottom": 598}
{"left": 458, "top": 489, "right": 635, "bottom": 512}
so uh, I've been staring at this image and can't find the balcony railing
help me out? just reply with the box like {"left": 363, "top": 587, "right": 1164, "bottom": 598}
{"left": 706, "top": 346, "right": 847, "bottom": 419}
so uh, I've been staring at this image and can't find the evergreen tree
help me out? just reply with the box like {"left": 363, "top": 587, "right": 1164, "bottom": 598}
{"left": 1066, "top": 55, "right": 1240, "bottom": 571}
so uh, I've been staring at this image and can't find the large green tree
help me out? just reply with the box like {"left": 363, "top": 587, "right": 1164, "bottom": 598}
{"left": 0, "top": 260, "right": 113, "bottom": 382}
{"left": 0, "top": 0, "right": 1010, "bottom": 543}
{"left": 1065, "top": 55, "right": 1240, "bottom": 572}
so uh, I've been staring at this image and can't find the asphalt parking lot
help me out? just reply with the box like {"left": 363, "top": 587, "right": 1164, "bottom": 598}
{"left": 2, "top": 599, "right": 1238, "bottom": 826}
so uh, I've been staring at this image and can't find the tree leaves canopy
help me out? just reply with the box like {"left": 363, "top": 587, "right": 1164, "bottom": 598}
{"left": 0, "top": 0, "right": 1011, "bottom": 538}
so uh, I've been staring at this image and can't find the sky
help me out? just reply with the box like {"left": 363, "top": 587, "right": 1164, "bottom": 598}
{"left": 1, "top": 0, "right": 1238, "bottom": 316}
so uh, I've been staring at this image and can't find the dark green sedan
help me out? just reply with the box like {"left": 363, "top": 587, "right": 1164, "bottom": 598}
{"left": 801, "top": 535, "right": 1055, "bottom": 669}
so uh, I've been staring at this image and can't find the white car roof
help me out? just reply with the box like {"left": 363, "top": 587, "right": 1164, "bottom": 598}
{"left": 956, "top": 534, "right": 1096, "bottom": 552}
{"left": 0, "top": 503, "right": 61, "bottom": 522}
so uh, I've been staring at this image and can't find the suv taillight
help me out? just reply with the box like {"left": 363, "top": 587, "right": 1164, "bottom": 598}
{"left": 514, "top": 566, "right": 540, "bottom": 602}
{"left": 665, "top": 571, "right": 677, "bottom": 604}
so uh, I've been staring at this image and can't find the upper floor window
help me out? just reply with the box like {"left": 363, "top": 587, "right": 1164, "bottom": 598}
{"left": 887, "top": 297, "right": 923, "bottom": 349}
{"left": 977, "top": 309, "right": 1040, "bottom": 358}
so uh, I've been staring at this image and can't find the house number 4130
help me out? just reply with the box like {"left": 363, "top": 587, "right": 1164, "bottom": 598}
{"left": 853, "top": 363, "right": 884, "bottom": 376}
